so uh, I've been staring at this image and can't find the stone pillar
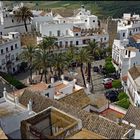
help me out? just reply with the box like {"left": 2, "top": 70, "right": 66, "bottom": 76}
{"left": 51, "top": 77, "right": 54, "bottom": 87}
{"left": 28, "top": 99, "right": 32, "bottom": 112}
{"left": 61, "top": 75, "right": 64, "bottom": 82}
{"left": 15, "top": 96, "right": 19, "bottom": 105}
{"left": 3, "top": 87, "right": 7, "bottom": 99}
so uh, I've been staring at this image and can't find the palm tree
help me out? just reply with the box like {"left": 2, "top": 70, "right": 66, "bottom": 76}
{"left": 20, "top": 44, "right": 36, "bottom": 84}
{"left": 39, "top": 36, "right": 58, "bottom": 52}
{"left": 14, "top": 6, "right": 33, "bottom": 32}
{"left": 76, "top": 48, "right": 92, "bottom": 87}
{"left": 33, "top": 50, "right": 49, "bottom": 83}
{"left": 51, "top": 52, "right": 68, "bottom": 79}
{"left": 86, "top": 40, "right": 98, "bottom": 83}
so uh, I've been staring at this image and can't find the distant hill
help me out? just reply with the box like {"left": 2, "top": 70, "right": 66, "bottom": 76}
{"left": 3, "top": 1, "right": 140, "bottom": 19}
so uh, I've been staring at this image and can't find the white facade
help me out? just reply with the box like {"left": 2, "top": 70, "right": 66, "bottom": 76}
{"left": 127, "top": 69, "right": 140, "bottom": 106}
{"left": 0, "top": 32, "right": 22, "bottom": 74}
{"left": 112, "top": 13, "right": 140, "bottom": 77}
{"left": 117, "top": 13, "right": 140, "bottom": 40}
{"left": 35, "top": 6, "right": 109, "bottom": 48}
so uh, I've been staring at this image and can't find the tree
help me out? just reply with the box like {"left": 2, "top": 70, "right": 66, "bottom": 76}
{"left": 39, "top": 36, "right": 58, "bottom": 52}
{"left": 51, "top": 52, "right": 68, "bottom": 79}
{"left": 86, "top": 40, "right": 98, "bottom": 83}
{"left": 20, "top": 45, "right": 36, "bottom": 84}
{"left": 76, "top": 48, "right": 92, "bottom": 87}
{"left": 14, "top": 6, "right": 33, "bottom": 32}
{"left": 33, "top": 50, "right": 49, "bottom": 83}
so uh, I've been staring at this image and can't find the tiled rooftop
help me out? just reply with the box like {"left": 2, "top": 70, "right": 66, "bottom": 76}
{"left": 19, "top": 89, "right": 132, "bottom": 139}
{"left": 68, "top": 129, "right": 107, "bottom": 139}
{"left": 128, "top": 65, "right": 140, "bottom": 80}
{"left": 123, "top": 105, "right": 140, "bottom": 129}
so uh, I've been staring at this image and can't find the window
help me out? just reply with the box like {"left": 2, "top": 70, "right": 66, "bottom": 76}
{"left": 59, "top": 41, "right": 62, "bottom": 47}
{"left": 12, "top": 19, "right": 14, "bottom": 23}
{"left": 65, "top": 41, "right": 68, "bottom": 47}
{"left": 93, "top": 20, "right": 95, "bottom": 22}
{"left": 57, "top": 30, "right": 60, "bottom": 36}
{"left": 6, "top": 47, "right": 8, "bottom": 52}
{"left": 63, "top": 21, "right": 65, "bottom": 23}
{"left": 125, "top": 50, "right": 127, "bottom": 55}
{"left": 80, "top": 13, "right": 81, "bottom": 15}
{"left": 49, "top": 31, "right": 52, "bottom": 36}
{"left": 45, "top": 93, "right": 49, "bottom": 97}
{"left": 11, "top": 45, "right": 13, "bottom": 50}
{"left": 76, "top": 41, "right": 79, "bottom": 45}
{"left": 123, "top": 33, "right": 125, "bottom": 37}
{"left": 1, "top": 49, "right": 3, "bottom": 54}
{"left": 101, "top": 38, "right": 103, "bottom": 42}
{"left": 2, "top": 59, "right": 5, "bottom": 65}
{"left": 75, "top": 33, "right": 78, "bottom": 36}
{"left": 136, "top": 28, "right": 137, "bottom": 32}
{"left": 11, "top": 54, "right": 14, "bottom": 60}
{"left": 85, "top": 20, "right": 87, "bottom": 22}
{"left": 0, "top": 32, "right": 2, "bottom": 35}
{"left": 104, "top": 37, "right": 106, "bottom": 41}
{"left": 70, "top": 41, "right": 73, "bottom": 46}
{"left": 128, "top": 51, "right": 131, "bottom": 57}
{"left": 129, "top": 31, "right": 132, "bottom": 36}
{"left": 15, "top": 44, "right": 17, "bottom": 49}
{"left": 83, "top": 40, "right": 86, "bottom": 44}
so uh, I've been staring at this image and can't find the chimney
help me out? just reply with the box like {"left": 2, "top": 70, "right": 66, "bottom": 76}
{"left": 61, "top": 75, "right": 64, "bottom": 82}
{"left": 86, "top": 83, "right": 90, "bottom": 94}
{"left": 3, "top": 87, "right": 7, "bottom": 98}
{"left": 73, "top": 79, "right": 77, "bottom": 88}
{"left": 28, "top": 99, "right": 32, "bottom": 113}
{"left": 51, "top": 77, "right": 54, "bottom": 87}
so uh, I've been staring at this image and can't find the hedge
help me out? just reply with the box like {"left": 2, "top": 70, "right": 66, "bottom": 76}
{"left": 118, "top": 92, "right": 129, "bottom": 100}
{"left": 112, "top": 80, "right": 122, "bottom": 89}
{"left": 0, "top": 72, "right": 27, "bottom": 89}
{"left": 116, "top": 98, "right": 130, "bottom": 109}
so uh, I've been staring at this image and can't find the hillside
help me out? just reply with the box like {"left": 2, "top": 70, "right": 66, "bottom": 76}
{"left": 3, "top": 1, "right": 140, "bottom": 18}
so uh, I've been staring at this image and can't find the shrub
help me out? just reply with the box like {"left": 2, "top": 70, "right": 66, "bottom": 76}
{"left": 116, "top": 98, "right": 130, "bottom": 109}
{"left": 105, "top": 62, "right": 116, "bottom": 74}
{"left": 105, "top": 56, "right": 112, "bottom": 62}
{"left": 112, "top": 80, "right": 122, "bottom": 89}
{"left": 118, "top": 92, "right": 129, "bottom": 100}
{"left": 0, "top": 72, "right": 27, "bottom": 89}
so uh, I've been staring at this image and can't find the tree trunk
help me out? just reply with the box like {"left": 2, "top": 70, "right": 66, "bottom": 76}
{"left": 87, "top": 63, "right": 91, "bottom": 83}
{"left": 58, "top": 67, "right": 61, "bottom": 79}
{"left": 24, "top": 20, "right": 28, "bottom": 32}
{"left": 80, "top": 63, "right": 86, "bottom": 87}
{"left": 50, "top": 66, "right": 53, "bottom": 75}
{"left": 29, "top": 67, "right": 32, "bottom": 84}
{"left": 44, "top": 70, "right": 47, "bottom": 83}
{"left": 40, "top": 70, "right": 44, "bottom": 82}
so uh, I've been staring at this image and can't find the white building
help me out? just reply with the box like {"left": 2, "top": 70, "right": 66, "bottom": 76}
{"left": 112, "top": 13, "right": 140, "bottom": 77}
{"left": 0, "top": 32, "right": 22, "bottom": 74}
{"left": 0, "top": 87, "right": 36, "bottom": 139}
{"left": 117, "top": 13, "right": 140, "bottom": 40}
{"left": 127, "top": 65, "right": 140, "bottom": 106}
{"left": 0, "top": 1, "right": 31, "bottom": 35}
{"left": 36, "top": 5, "right": 109, "bottom": 49}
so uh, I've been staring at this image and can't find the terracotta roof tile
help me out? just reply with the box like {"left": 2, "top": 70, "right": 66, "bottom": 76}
{"left": 131, "top": 33, "right": 140, "bottom": 42}
{"left": 19, "top": 90, "right": 132, "bottom": 139}
{"left": 123, "top": 105, "right": 140, "bottom": 129}
{"left": 59, "top": 89, "right": 90, "bottom": 109}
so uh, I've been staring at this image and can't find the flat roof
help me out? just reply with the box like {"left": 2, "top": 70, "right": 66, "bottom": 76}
{"left": 68, "top": 129, "right": 107, "bottom": 139}
{"left": 0, "top": 101, "right": 24, "bottom": 117}
{"left": 100, "top": 108, "right": 125, "bottom": 122}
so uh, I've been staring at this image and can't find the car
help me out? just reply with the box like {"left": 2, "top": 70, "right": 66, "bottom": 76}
{"left": 105, "top": 90, "right": 119, "bottom": 102}
{"left": 104, "top": 82, "right": 112, "bottom": 89}
{"left": 102, "top": 78, "right": 113, "bottom": 84}
{"left": 93, "top": 66, "right": 99, "bottom": 72}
